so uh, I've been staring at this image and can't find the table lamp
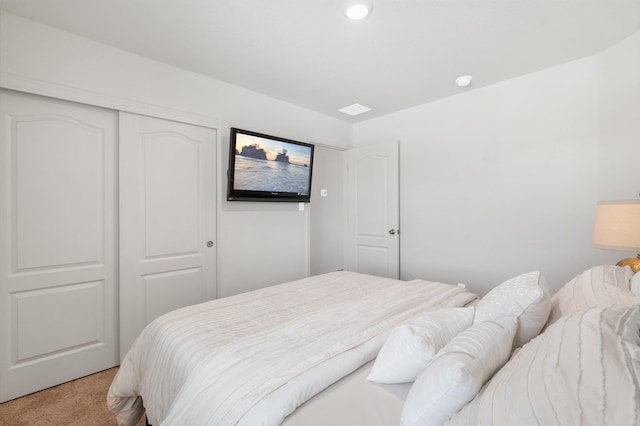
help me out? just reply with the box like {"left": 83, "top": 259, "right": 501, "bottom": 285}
{"left": 592, "top": 200, "right": 640, "bottom": 272}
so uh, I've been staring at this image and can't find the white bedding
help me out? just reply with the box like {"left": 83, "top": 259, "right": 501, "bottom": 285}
{"left": 449, "top": 304, "right": 640, "bottom": 425}
{"left": 108, "top": 271, "right": 477, "bottom": 425}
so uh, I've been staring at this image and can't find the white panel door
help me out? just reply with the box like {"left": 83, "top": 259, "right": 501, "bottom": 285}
{"left": 344, "top": 142, "right": 399, "bottom": 278}
{"left": 0, "top": 90, "right": 117, "bottom": 402}
{"left": 119, "top": 112, "right": 216, "bottom": 359}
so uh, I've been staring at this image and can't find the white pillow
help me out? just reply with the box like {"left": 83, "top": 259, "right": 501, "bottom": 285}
{"left": 629, "top": 271, "right": 640, "bottom": 296}
{"left": 368, "top": 307, "right": 474, "bottom": 384}
{"left": 400, "top": 316, "right": 517, "bottom": 426}
{"left": 474, "top": 271, "right": 550, "bottom": 348}
{"left": 450, "top": 304, "right": 640, "bottom": 426}
{"left": 548, "top": 265, "right": 637, "bottom": 325}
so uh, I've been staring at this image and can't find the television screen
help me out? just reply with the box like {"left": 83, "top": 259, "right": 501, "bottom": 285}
{"left": 227, "top": 127, "right": 315, "bottom": 202}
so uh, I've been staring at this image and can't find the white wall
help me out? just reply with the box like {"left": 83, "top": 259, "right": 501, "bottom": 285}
{"left": 598, "top": 31, "right": 640, "bottom": 199}
{"left": 354, "top": 33, "right": 640, "bottom": 295}
{"left": 0, "top": 12, "right": 352, "bottom": 298}
{"left": 4, "top": 11, "right": 638, "bottom": 298}
{"left": 309, "top": 146, "right": 345, "bottom": 276}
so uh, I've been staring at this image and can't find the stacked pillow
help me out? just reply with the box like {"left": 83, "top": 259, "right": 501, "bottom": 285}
{"left": 547, "top": 265, "right": 637, "bottom": 324}
{"left": 367, "top": 307, "right": 475, "bottom": 384}
{"left": 375, "top": 267, "right": 637, "bottom": 425}
{"left": 368, "top": 271, "right": 552, "bottom": 425}
{"left": 400, "top": 316, "right": 517, "bottom": 426}
{"left": 473, "top": 270, "right": 551, "bottom": 349}
{"left": 449, "top": 304, "right": 640, "bottom": 425}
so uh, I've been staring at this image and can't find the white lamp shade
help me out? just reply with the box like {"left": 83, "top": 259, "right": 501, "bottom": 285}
{"left": 593, "top": 200, "right": 640, "bottom": 250}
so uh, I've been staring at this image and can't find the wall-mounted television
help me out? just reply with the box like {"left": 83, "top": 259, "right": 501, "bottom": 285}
{"left": 227, "top": 127, "right": 315, "bottom": 202}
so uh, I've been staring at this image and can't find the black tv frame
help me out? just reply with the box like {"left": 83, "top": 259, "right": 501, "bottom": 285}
{"left": 226, "top": 127, "right": 315, "bottom": 202}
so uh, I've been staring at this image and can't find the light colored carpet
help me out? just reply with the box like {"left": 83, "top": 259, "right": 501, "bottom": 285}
{"left": 0, "top": 367, "right": 146, "bottom": 426}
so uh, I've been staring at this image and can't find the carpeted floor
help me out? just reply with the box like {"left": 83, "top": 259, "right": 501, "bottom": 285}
{"left": 0, "top": 367, "right": 146, "bottom": 426}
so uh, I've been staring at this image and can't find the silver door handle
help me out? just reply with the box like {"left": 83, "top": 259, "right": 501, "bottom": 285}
{"left": 207, "top": 241, "right": 214, "bottom": 248}
{"left": 388, "top": 229, "right": 397, "bottom": 235}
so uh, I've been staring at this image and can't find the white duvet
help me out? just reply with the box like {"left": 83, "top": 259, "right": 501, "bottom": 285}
{"left": 107, "top": 271, "right": 477, "bottom": 425}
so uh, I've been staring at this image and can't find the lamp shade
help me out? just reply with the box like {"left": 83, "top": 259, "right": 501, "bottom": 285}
{"left": 593, "top": 200, "right": 640, "bottom": 250}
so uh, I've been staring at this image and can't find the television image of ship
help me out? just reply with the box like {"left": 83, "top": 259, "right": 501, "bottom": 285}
{"left": 233, "top": 135, "right": 312, "bottom": 194}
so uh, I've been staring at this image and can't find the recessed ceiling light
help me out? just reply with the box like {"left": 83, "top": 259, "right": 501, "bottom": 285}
{"left": 456, "top": 75, "right": 473, "bottom": 87}
{"left": 345, "top": 3, "right": 371, "bottom": 20}
{"left": 338, "top": 103, "right": 372, "bottom": 116}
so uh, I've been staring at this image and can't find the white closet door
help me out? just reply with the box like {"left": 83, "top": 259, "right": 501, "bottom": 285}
{"left": 0, "top": 90, "right": 117, "bottom": 402}
{"left": 119, "top": 112, "right": 216, "bottom": 359}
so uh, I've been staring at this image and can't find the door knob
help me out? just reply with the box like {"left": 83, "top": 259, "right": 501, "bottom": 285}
{"left": 388, "top": 229, "right": 397, "bottom": 235}
{"left": 207, "top": 241, "right": 214, "bottom": 248}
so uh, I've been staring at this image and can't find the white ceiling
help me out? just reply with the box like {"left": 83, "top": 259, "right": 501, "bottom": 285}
{"left": 2, "top": 0, "right": 640, "bottom": 122}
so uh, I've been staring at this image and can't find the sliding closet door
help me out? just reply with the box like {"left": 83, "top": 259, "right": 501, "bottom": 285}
{"left": 119, "top": 112, "right": 216, "bottom": 359}
{"left": 0, "top": 90, "right": 117, "bottom": 402}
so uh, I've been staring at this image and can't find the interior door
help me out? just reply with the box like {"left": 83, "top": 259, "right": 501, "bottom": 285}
{"left": 119, "top": 112, "right": 216, "bottom": 359}
{"left": 0, "top": 90, "right": 117, "bottom": 402}
{"left": 344, "top": 141, "right": 400, "bottom": 279}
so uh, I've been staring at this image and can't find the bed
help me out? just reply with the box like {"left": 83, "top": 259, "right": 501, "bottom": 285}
{"left": 108, "top": 266, "right": 640, "bottom": 425}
